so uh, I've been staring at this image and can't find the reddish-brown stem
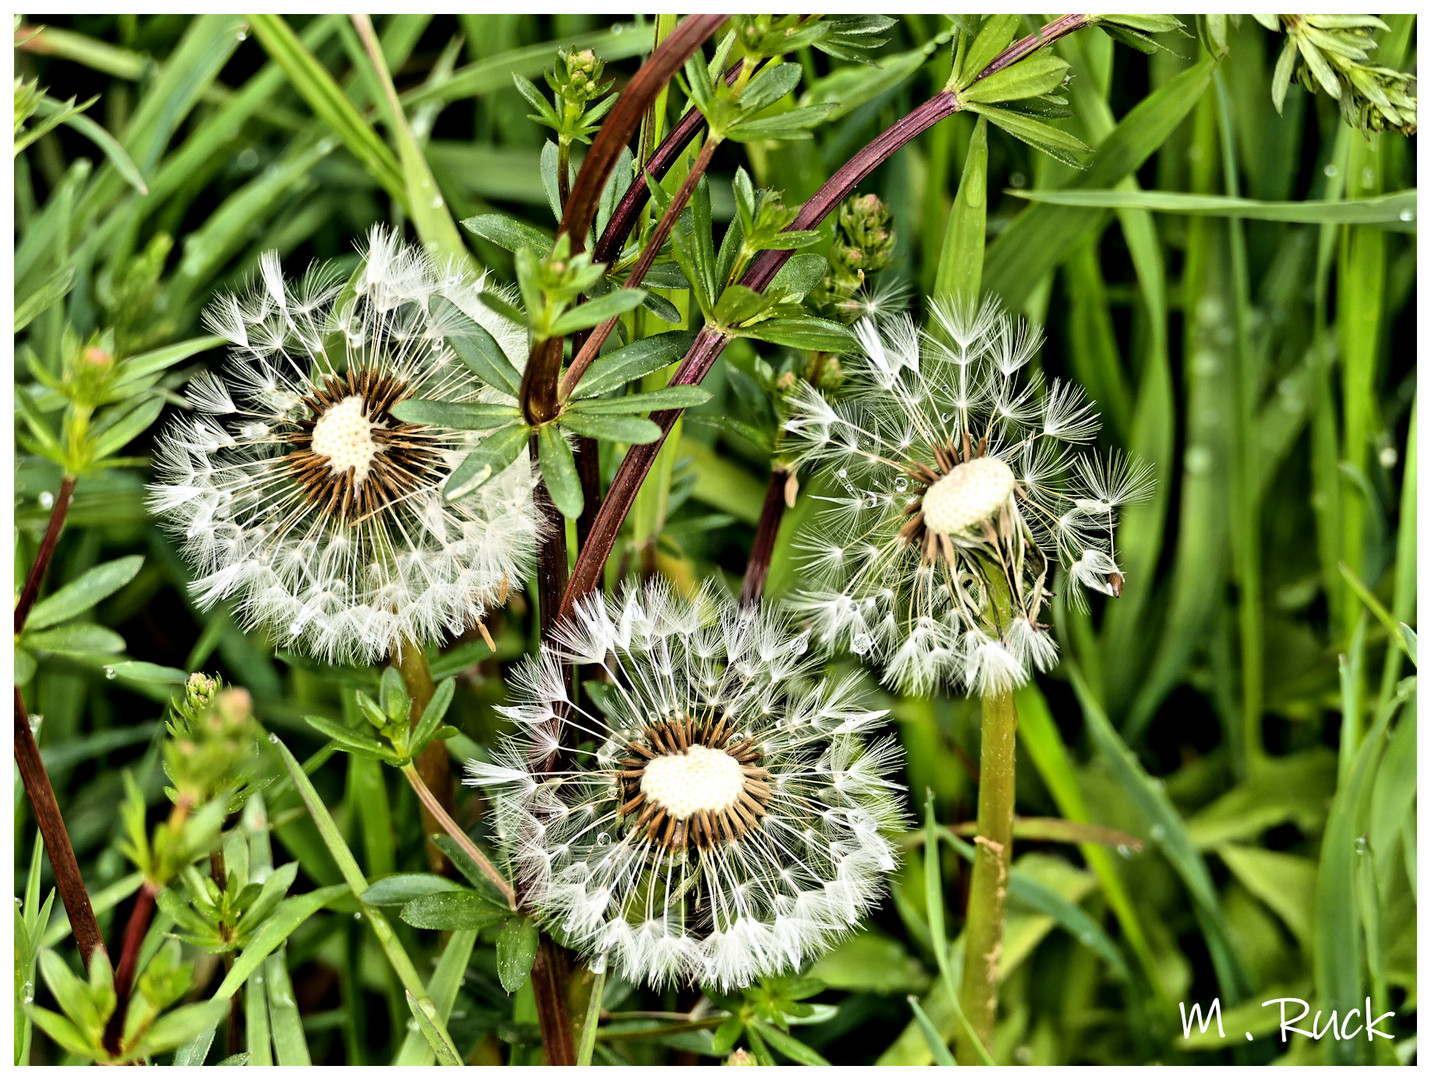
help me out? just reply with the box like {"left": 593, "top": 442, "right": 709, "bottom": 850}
{"left": 594, "top": 60, "right": 760, "bottom": 267}
{"left": 15, "top": 474, "right": 75, "bottom": 634}
{"left": 976, "top": 14, "right": 1088, "bottom": 79}
{"left": 401, "top": 765, "right": 517, "bottom": 908}
{"left": 559, "top": 13, "right": 1095, "bottom": 619}
{"left": 103, "top": 882, "right": 157, "bottom": 1054}
{"left": 560, "top": 134, "right": 722, "bottom": 400}
{"left": 739, "top": 466, "right": 790, "bottom": 606}
{"left": 13, "top": 687, "right": 109, "bottom": 971}
{"left": 531, "top": 934, "right": 576, "bottom": 1065}
{"left": 575, "top": 434, "right": 602, "bottom": 549}
{"left": 519, "top": 15, "right": 727, "bottom": 427}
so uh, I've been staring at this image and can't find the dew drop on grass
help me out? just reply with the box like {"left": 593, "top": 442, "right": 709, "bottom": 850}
{"left": 1323, "top": 164, "right": 1338, "bottom": 178}
{"left": 38, "top": 491, "right": 53, "bottom": 510}
{"left": 104, "top": 667, "right": 117, "bottom": 680}
{"left": 1400, "top": 210, "right": 1414, "bottom": 222}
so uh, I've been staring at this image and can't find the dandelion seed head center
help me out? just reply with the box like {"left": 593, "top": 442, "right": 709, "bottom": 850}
{"left": 310, "top": 395, "right": 382, "bottom": 482}
{"left": 640, "top": 744, "right": 744, "bottom": 820}
{"left": 921, "top": 456, "right": 1015, "bottom": 537}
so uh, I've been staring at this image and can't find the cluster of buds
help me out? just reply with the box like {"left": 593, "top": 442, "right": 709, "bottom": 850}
{"left": 518, "top": 47, "right": 616, "bottom": 150}
{"left": 162, "top": 673, "right": 262, "bottom": 810}
{"left": 814, "top": 193, "right": 897, "bottom": 325}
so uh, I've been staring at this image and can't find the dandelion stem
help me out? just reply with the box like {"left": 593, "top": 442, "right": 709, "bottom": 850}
{"left": 12, "top": 685, "right": 108, "bottom": 971}
{"left": 954, "top": 685, "right": 1018, "bottom": 1063}
{"left": 392, "top": 640, "right": 454, "bottom": 875}
{"left": 739, "top": 466, "right": 790, "bottom": 606}
{"left": 399, "top": 764, "right": 517, "bottom": 910}
{"left": 575, "top": 966, "right": 606, "bottom": 1065}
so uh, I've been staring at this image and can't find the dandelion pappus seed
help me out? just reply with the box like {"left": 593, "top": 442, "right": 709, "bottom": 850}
{"left": 148, "top": 227, "right": 539, "bottom": 665}
{"left": 782, "top": 297, "right": 1154, "bottom": 697}
{"left": 466, "top": 581, "right": 907, "bottom": 992}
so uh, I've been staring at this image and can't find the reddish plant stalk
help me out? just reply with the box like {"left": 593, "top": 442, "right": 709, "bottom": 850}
{"left": 14, "top": 479, "right": 111, "bottom": 977}
{"left": 13, "top": 687, "right": 108, "bottom": 971}
{"left": 518, "top": 14, "right": 727, "bottom": 427}
{"left": 15, "top": 474, "right": 75, "bottom": 634}
{"left": 559, "top": 13, "right": 1094, "bottom": 620}
{"left": 561, "top": 133, "right": 722, "bottom": 399}
{"left": 103, "top": 883, "right": 157, "bottom": 1054}
{"left": 594, "top": 58, "right": 761, "bottom": 267}
{"left": 532, "top": 935, "right": 576, "bottom": 1065}
{"left": 739, "top": 466, "right": 790, "bottom": 606}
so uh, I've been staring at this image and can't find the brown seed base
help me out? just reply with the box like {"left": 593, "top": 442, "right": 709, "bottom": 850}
{"left": 615, "top": 714, "right": 772, "bottom": 852}
{"left": 281, "top": 367, "right": 444, "bottom": 523}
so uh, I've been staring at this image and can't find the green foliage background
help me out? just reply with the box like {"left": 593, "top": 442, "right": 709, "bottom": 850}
{"left": 14, "top": 13, "right": 1416, "bottom": 1066}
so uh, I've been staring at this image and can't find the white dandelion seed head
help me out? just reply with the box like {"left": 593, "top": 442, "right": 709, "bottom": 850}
{"left": 782, "top": 296, "right": 1153, "bottom": 696}
{"left": 148, "top": 227, "right": 539, "bottom": 665}
{"left": 466, "top": 580, "right": 908, "bottom": 992}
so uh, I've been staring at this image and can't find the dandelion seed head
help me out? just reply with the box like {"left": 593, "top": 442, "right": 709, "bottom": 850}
{"left": 784, "top": 297, "right": 1153, "bottom": 695}
{"left": 148, "top": 227, "right": 538, "bottom": 665}
{"left": 467, "top": 581, "right": 906, "bottom": 992}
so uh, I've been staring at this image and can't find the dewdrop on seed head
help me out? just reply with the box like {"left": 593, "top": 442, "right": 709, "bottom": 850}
{"left": 465, "top": 580, "right": 907, "bottom": 992}
{"left": 147, "top": 227, "right": 538, "bottom": 666}
{"left": 781, "top": 296, "right": 1154, "bottom": 697}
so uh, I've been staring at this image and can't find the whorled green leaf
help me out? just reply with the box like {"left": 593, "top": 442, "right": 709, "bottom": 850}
{"left": 443, "top": 424, "right": 531, "bottom": 500}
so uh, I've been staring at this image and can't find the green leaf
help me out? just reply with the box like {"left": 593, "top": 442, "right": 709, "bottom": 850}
{"left": 739, "top": 62, "right": 802, "bottom": 113}
{"left": 907, "top": 996, "right": 958, "bottom": 1066}
{"left": 766, "top": 252, "right": 827, "bottom": 300}
{"left": 750, "top": 1021, "right": 831, "bottom": 1066}
{"left": 404, "top": 992, "right": 463, "bottom": 1066}
{"left": 432, "top": 295, "right": 523, "bottom": 397}
{"left": 390, "top": 400, "right": 522, "bottom": 430}
{"left": 967, "top": 102, "right": 1091, "bottom": 169}
{"left": 961, "top": 53, "right": 1070, "bottom": 105}
{"left": 1010, "top": 187, "right": 1418, "bottom": 229}
{"left": 495, "top": 916, "right": 540, "bottom": 994}
{"left": 461, "top": 212, "right": 554, "bottom": 255}
{"left": 726, "top": 103, "right": 837, "bottom": 142}
{"left": 137, "top": 1000, "right": 231, "bottom": 1057}
{"left": 27, "top": 555, "right": 143, "bottom": 631}
{"left": 101, "top": 661, "right": 189, "bottom": 686}
{"left": 214, "top": 886, "right": 346, "bottom": 1001}
{"left": 362, "top": 874, "right": 465, "bottom": 908}
{"left": 935, "top": 115, "right": 988, "bottom": 302}
{"left": 443, "top": 424, "right": 530, "bottom": 500}
{"left": 246, "top": 14, "right": 404, "bottom": 199}
{"left": 89, "top": 396, "right": 166, "bottom": 462}
{"left": 549, "top": 288, "right": 646, "bottom": 337}
{"left": 14, "top": 266, "right": 75, "bottom": 333}
{"left": 564, "top": 385, "right": 711, "bottom": 415}
{"left": 570, "top": 330, "right": 697, "bottom": 399}
{"left": 399, "top": 891, "right": 508, "bottom": 931}
{"left": 536, "top": 424, "right": 583, "bottom": 518}
{"left": 302, "top": 714, "right": 391, "bottom": 760}
{"left": 737, "top": 317, "right": 857, "bottom": 352}
{"left": 24, "top": 622, "right": 125, "bottom": 656}
{"left": 557, "top": 413, "right": 663, "bottom": 444}
{"left": 956, "top": 14, "right": 1022, "bottom": 88}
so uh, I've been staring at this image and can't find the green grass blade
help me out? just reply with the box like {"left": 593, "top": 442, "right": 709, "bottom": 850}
{"left": 246, "top": 13, "right": 406, "bottom": 201}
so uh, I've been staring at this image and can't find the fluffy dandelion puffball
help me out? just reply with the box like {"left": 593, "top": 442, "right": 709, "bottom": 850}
{"left": 782, "top": 298, "right": 1153, "bottom": 697}
{"left": 466, "top": 581, "right": 906, "bottom": 991}
{"left": 149, "top": 228, "right": 537, "bottom": 665}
